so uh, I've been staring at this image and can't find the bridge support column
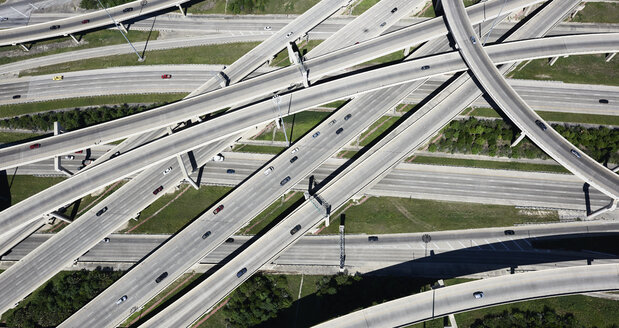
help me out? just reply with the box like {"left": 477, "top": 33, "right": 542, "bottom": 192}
{"left": 339, "top": 223, "right": 345, "bottom": 272}
{"left": 176, "top": 154, "right": 199, "bottom": 190}
{"left": 177, "top": 3, "right": 186, "bottom": 16}
{"left": 286, "top": 42, "right": 310, "bottom": 88}
{"left": 65, "top": 33, "right": 80, "bottom": 44}
{"left": 118, "top": 22, "right": 128, "bottom": 33}
{"left": 53, "top": 122, "right": 73, "bottom": 177}
{"left": 587, "top": 199, "right": 617, "bottom": 219}
{"left": 403, "top": 46, "right": 411, "bottom": 57}
{"left": 216, "top": 71, "right": 229, "bottom": 88}
{"left": 606, "top": 52, "right": 616, "bottom": 62}
{"left": 510, "top": 132, "right": 526, "bottom": 147}
{"left": 14, "top": 43, "right": 29, "bottom": 52}
{"left": 548, "top": 56, "right": 559, "bottom": 66}
{"left": 48, "top": 211, "right": 72, "bottom": 224}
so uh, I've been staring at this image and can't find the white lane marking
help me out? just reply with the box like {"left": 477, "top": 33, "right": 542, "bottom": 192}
{"left": 471, "top": 240, "right": 481, "bottom": 249}
{"left": 432, "top": 242, "right": 440, "bottom": 250}
{"left": 11, "top": 6, "right": 28, "bottom": 17}
{"left": 510, "top": 238, "right": 524, "bottom": 251}
{"left": 29, "top": 3, "right": 39, "bottom": 9}
{"left": 522, "top": 239, "right": 532, "bottom": 247}
{"left": 484, "top": 239, "right": 496, "bottom": 250}
{"left": 458, "top": 240, "right": 466, "bottom": 249}
{"left": 445, "top": 241, "right": 454, "bottom": 250}
{"left": 496, "top": 238, "right": 509, "bottom": 250}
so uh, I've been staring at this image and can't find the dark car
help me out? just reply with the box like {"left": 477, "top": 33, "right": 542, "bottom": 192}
{"left": 236, "top": 267, "right": 247, "bottom": 278}
{"left": 12, "top": 95, "right": 21, "bottom": 99}
{"left": 111, "top": 151, "right": 121, "bottom": 158}
{"left": 81, "top": 19, "right": 90, "bottom": 24}
{"left": 201, "top": 231, "right": 212, "bottom": 239}
{"left": 380, "top": 22, "right": 386, "bottom": 27}
{"left": 470, "top": 36, "right": 477, "bottom": 44}
{"left": 103, "top": 237, "right": 110, "bottom": 243}
{"left": 599, "top": 99, "right": 609, "bottom": 104}
{"left": 29, "top": 143, "right": 41, "bottom": 149}
{"left": 336, "top": 128, "right": 344, "bottom": 135}
{"left": 153, "top": 185, "right": 164, "bottom": 195}
{"left": 312, "top": 131, "right": 320, "bottom": 138}
{"left": 290, "top": 156, "right": 298, "bottom": 163}
{"left": 344, "top": 114, "right": 352, "bottom": 121}
{"left": 226, "top": 169, "right": 235, "bottom": 174}
{"left": 123, "top": 7, "right": 133, "bottom": 12}
{"left": 391, "top": 7, "right": 397, "bottom": 13}
{"left": 213, "top": 204, "right": 224, "bottom": 214}
{"left": 226, "top": 237, "right": 234, "bottom": 243}
{"left": 570, "top": 149, "right": 582, "bottom": 159}
{"left": 155, "top": 272, "right": 168, "bottom": 283}
{"left": 504, "top": 230, "right": 515, "bottom": 235}
{"left": 534, "top": 120, "right": 547, "bottom": 131}
{"left": 290, "top": 224, "right": 301, "bottom": 235}
{"left": 96, "top": 206, "right": 108, "bottom": 217}
{"left": 280, "top": 176, "right": 291, "bottom": 186}
{"left": 421, "top": 65, "right": 430, "bottom": 70}
{"left": 50, "top": 25, "right": 60, "bottom": 30}
{"left": 115, "top": 295, "right": 128, "bottom": 305}
{"left": 368, "top": 236, "right": 378, "bottom": 242}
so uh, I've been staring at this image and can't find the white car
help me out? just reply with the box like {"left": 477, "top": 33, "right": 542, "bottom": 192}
{"left": 286, "top": 31, "right": 293, "bottom": 38}
{"left": 64, "top": 155, "right": 75, "bottom": 160}
{"left": 116, "top": 295, "right": 128, "bottom": 305}
{"left": 264, "top": 26, "right": 272, "bottom": 30}
{"left": 291, "top": 147, "right": 299, "bottom": 154}
{"left": 213, "top": 154, "right": 225, "bottom": 162}
{"left": 328, "top": 119, "right": 336, "bottom": 126}
{"left": 163, "top": 167, "right": 172, "bottom": 175}
{"left": 263, "top": 166, "right": 274, "bottom": 176}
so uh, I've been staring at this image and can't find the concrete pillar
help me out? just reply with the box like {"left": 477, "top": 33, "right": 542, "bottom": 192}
{"left": 548, "top": 56, "right": 559, "bottom": 66}
{"left": 48, "top": 211, "right": 72, "bottom": 224}
{"left": 118, "top": 22, "right": 128, "bottom": 33}
{"left": 286, "top": 42, "right": 300, "bottom": 65}
{"left": 53, "top": 122, "right": 72, "bottom": 177}
{"left": 176, "top": 154, "right": 199, "bottom": 190}
{"left": 66, "top": 33, "right": 79, "bottom": 44}
{"left": 16, "top": 43, "right": 29, "bottom": 52}
{"left": 403, "top": 47, "right": 411, "bottom": 57}
{"left": 587, "top": 199, "right": 617, "bottom": 219}
{"left": 511, "top": 132, "right": 526, "bottom": 147}
{"left": 177, "top": 3, "right": 185, "bottom": 16}
{"left": 606, "top": 52, "right": 616, "bottom": 62}
{"left": 216, "top": 71, "right": 229, "bottom": 87}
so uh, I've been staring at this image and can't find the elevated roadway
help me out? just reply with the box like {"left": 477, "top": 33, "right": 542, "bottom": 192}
{"left": 442, "top": 0, "right": 619, "bottom": 200}
{"left": 312, "top": 264, "right": 619, "bottom": 328}
{"left": 0, "top": 0, "right": 547, "bottom": 170}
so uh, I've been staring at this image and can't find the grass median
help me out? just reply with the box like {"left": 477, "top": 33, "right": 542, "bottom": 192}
{"left": 410, "top": 155, "right": 569, "bottom": 173}
{"left": 187, "top": 0, "right": 320, "bottom": 15}
{"left": 572, "top": 2, "right": 619, "bottom": 23}
{"left": 469, "top": 107, "right": 619, "bottom": 126}
{"left": 509, "top": 54, "right": 619, "bottom": 86}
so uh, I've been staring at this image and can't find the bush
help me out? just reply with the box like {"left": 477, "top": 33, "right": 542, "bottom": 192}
{"left": 470, "top": 306, "right": 580, "bottom": 328}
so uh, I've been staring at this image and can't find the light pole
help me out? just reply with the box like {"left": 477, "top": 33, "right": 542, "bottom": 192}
{"left": 96, "top": 0, "right": 144, "bottom": 61}
{"left": 422, "top": 234, "right": 431, "bottom": 257}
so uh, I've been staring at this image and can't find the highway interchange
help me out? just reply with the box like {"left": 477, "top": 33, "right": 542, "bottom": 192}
{"left": 0, "top": 0, "right": 618, "bottom": 326}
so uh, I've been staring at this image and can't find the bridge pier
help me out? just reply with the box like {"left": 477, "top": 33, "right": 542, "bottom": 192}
{"left": 65, "top": 33, "right": 80, "bottom": 44}
{"left": 48, "top": 211, "right": 72, "bottom": 224}
{"left": 176, "top": 154, "right": 199, "bottom": 190}
{"left": 587, "top": 198, "right": 617, "bottom": 219}
{"left": 177, "top": 3, "right": 186, "bottom": 16}
{"left": 510, "top": 132, "right": 526, "bottom": 147}
{"left": 548, "top": 56, "right": 559, "bottom": 66}
{"left": 53, "top": 122, "right": 73, "bottom": 177}
{"left": 606, "top": 52, "right": 616, "bottom": 62}
{"left": 286, "top": 42, "right": 310, "bottom": 87}
{"left": 14, "top": 43, "right": 29, "bottom": 52}
{"left": 216, "top": 71, "right": 230, "bottom": 88}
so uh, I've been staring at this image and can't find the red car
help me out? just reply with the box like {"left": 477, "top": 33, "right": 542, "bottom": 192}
{"left": 153, "top": 185, "right": 164, "bottom": 195}
{"left": 75, "top": 150, "right": 83, "bottom": 154}
{"left": 81, "top": 19, "right": 90, "bottom": 24}
{"left": 161, "top": 74, "right": 172, "bottom": 79}
{"left": 213, "top": 204, "right": 224, "bottom": 214}
{"left": 29, "top": 143, "right": 41, "bottom": 149}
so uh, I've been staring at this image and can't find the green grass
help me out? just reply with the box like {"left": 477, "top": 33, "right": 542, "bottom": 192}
{"left": 352, "top": 0, "right": 380, "bottom": 15}
{"left": 356, "top": 49, "right": 405, "bottom": 68}
{"left": 509, "top": 54, "right": 619, "bottom": 86}
{"left": 0, "top": 131, "right": 46, "bottom": 144}
{"left": 417, "top": 2, "right": 436, "bottom": 17}
{"left": 322, "top": 100, "right": 348, "bottom": 109}
{"left": 270, "top": 40, "right": 322, "bottom": 67}
{"left": 20, "top": 42, "right": 261, "bottom": 76}
{"left": 232, "top": 144, "right": 285, "bottom": 154}
{"left": 254, "top": 110, "right": 331, "bottom": 143}
{"left": 469, "top": 107, "right": 619, "bottom": 126}
{"left": 572, "top": 2, "right": 619, "bottom": 23}
{"left": 122, "top": 185, "right": 231, "bottom": 234}
{"left": 0, "top": 30, "right": 158, "bottom": 66}
{"left": 241, "top": 191, "right": 304, "bottom": 234}
{"left": 455, "top": 295, "right": 619, "bottom": 328}
{"left": 411, "top": 155, "right": 570, "bottom": 173}
{"left": 358, "top": 116, "right": 399, "bottom": 146}
{"left": 0, "top": 93, "right": 187, "bottom": 118}
{"left": 463, "top": 0, "right": 480, "bottom": 7}
{"left": 187, "top": 0, "right": 321, "bottom": 15}
{"left": 319, "top": 197, "right": 559, "bottom": 234}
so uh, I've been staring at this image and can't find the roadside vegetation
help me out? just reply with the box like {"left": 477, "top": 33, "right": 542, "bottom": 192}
{"left": 410, "top": 156, "right": 568, "bottom": 173}
{"left": 509, "top": 55, "right": 619, "bottom": 86}
{"left": 0, "top": 131, "right": 46, "bottom": 145}
{"left": 188, "top": 0, "right": 320, "bottom": 15}
{"left": 79, "top": 0, "right": 133, "bottom": 9}
{"left": 468, "top": 107, "right": 619, "bottom": 126}
{"left": 253, "top": 111, "right": 331, "bottom": 143}
{"left": 572, "top": 2, "right": 619, "bottom": 24}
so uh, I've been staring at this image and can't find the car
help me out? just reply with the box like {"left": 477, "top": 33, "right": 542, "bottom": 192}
{"left": 163, "top": 167, "right": 172, "bottom": 175}
{"left": 534, "top": 120, "right": 547, "bottom": 131}
{"left": 290, "top": 224, "right": 301, "bottom": 235}
{"left": 50, "top": 25, "right": 60, "bottom": 30}
{"left": 286, "top": 31, "right": 293, "bottom": 38}
{"left": 264, "top": 26, "right": 272, "bottom": 30}
{"left": 115, "top": 295, "right": 128, "bottom": 305}
{"left": 213, "top": 204, "right": 224, "bottom": 214}
{"left": 52, "top": 75, "right": 63, "bottom": 81}
{"left": 12, "top": 95, "right": 21, "bottom": 99}
{"left": 103, "top": 238, "right": 110, "bottom": 243}
{"left": 0, "top": 17, "right": 7, "bottom": 22}
{"left": 263, "top": 166, "right": 274, "bottom": 176}
{"left": 226, "top": 169, "right": 235, "bottom": 174}
{"left": 81, "top": 19, "right": 90, "bottom": 24}
{"left": 380, "top": 22, "right": 386, "bottom": 27}
{"left": 161, "top": 74, "right": 172, "bottom": 79}
{"left": 155, "top": 272, "right": 168, "bottom": 283}
{"left": 96, "top": 207, "right": 108, "bottom": 216}
{"left": 64, "top": 155, "right": 75, "bottom": 160}
{"left": 153, "top": 185, "right": 164, "bottom": 195}
{"left": 336, "top": 127, "right": 344, "bottom": 135}
{"left": 29, "top": 143, "right": 41, "bottom": 149}
{"left": 291, "top": 147, "right": 299, "bottom": 154}
{"left": 504, "top": 230, "right": 515, "bottom": 235}
{"left": 470, "top": 36, "right": 477, "bottom": 44}
{"left": 201, "top": 231, "right": 212, "bottom": 239}
{"left": 226, "top": 237, "right": 234, "bottom": 243}
{"left": 570, "top": 149, "right": 582, "bottom": 159}
{"left": 236, "top": 267, "right": 247, "bottom": 278}
{"left": 354, "top": 41, "right": 359, "bottom": 44}
{"left": 312, "top": 131, "right": 321, "bottom": 138}
{"left": 599, "top": 99, "right": 609, "bottom": 104}
{"left": 110, "top": 151, "right": 121, "bottom": 158}
{"left": 391, "top": 7, "right": 397, "bottom": 13}
{"left": 344, "top": 114, "right": 352, "bottom": 121}
{"left": 329, "top": 119, "right": 337, "bottom": 126}
{"left": 290, "top": 156, "right": 298, "bottom": 163}
{"left": 213, "top": 154, "right": 225, "bottom": 162}
{"left": 368, "top": 236, "right": 379, "bottom": 242}
{"left": 75, "top": 150, "right": 83, "bottom": 154}
{"left": 123, "top": 7, "right": 133, "bottom": 12}
{"left": 280, "top": 176, "right": 291, "bottom": 186}
{"left": 421, "top": 65, "right": 430, "bottom": 70}
{"left": 473, "top": 291, "right": 484, "bottom": 299}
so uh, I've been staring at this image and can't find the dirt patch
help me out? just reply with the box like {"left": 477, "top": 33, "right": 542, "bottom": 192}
{"left": 517, "top": 209, "right": 556, "bottom": 217}
{"left": 534, "top": 74, "right": 552, "bottom": 79}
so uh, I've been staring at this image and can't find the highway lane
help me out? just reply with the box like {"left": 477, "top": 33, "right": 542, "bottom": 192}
{"left": 442, "top": 0, "right": 619, "bottom": 201}
{"left": 0, "top": 0, "right": 193, "bottom": 47}
{"left": 1, "top": 33, "right": 617, "bottom": 253}
{"left": 0, "top": 0, "right": 546, "bottom": 170}
{"left": 312, "top": 264, "right": 619, "bottom": 328}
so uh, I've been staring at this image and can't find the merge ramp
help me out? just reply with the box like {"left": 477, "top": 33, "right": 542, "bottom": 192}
{"left": 0, "top": 0, "right": 544, "bottom": 171}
